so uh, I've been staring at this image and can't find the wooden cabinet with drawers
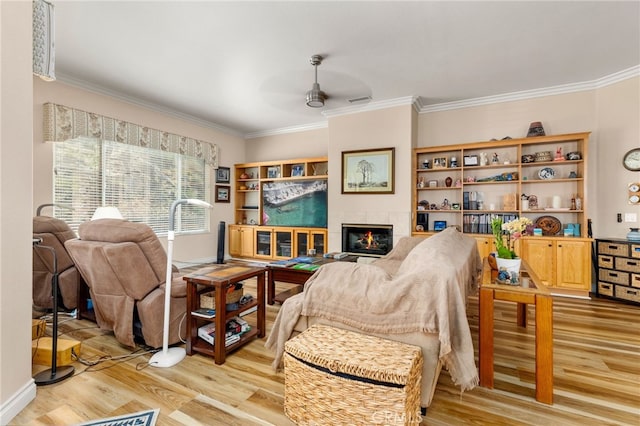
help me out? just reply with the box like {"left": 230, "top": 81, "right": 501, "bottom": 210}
{"left": 596, "top": 238, "right": 640, "bottom": 304}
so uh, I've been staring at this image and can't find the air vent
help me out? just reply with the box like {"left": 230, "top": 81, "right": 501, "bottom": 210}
{"left": 348, "top": 96, "right": 372, "bottom": 103}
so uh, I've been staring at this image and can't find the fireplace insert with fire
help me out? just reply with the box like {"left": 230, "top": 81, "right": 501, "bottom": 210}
{"left": 341, "top": 224, "right": 393, "bottom": 257}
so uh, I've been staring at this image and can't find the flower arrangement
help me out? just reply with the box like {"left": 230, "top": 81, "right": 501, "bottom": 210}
{"left": 491, "top": 216, "right": 533, "bottom": 259}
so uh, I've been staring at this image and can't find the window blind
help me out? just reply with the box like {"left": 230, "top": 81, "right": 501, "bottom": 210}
{"left": 53, "top": 137, "right": 209, "bottom": 234}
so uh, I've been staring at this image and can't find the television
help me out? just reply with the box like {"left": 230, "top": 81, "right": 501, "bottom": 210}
{"left": 262, "top": 180, "right": 327, "bottom": 228}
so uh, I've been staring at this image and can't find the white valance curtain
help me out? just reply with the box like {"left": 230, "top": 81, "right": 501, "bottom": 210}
{"left": 43, "top": 103, "right": 219, "bottom": 167}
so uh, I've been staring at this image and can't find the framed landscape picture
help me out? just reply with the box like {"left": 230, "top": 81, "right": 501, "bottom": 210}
{"left": 341, "top": 147, "right": 395, "bottom": 194}
{"left": 216, "top": 167, "right": 230, "bottom": 183}
{"left": 215, "top": 185, "right": 230, "bottom": 203}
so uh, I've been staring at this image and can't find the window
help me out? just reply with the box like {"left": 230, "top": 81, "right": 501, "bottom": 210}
{"left": 53, "top": 137, "right": 210, "bottom": 234}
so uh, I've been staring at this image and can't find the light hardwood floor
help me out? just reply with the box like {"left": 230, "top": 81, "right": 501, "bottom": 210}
{"left": 13, "top": 278, "right": 640, "bottom": 425}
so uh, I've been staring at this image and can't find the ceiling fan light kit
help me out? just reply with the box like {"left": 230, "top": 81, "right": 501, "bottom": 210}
{"left": 306, "top": 54, "right": 328, "bottom": 108}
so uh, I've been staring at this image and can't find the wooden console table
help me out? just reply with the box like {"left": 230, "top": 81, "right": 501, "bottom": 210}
{"left": 478, "top": 258, "right": 554, "bottom": 404}
{"left": 184, "top": 265, "right": 266, "bottom": 365}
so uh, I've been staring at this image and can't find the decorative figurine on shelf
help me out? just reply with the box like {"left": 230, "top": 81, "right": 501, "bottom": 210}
{"left": 455, "top": 178, "right": 462, "bottom": 187}
{"left": 554, "top": 146, "right": 565, "bottom": 161}
{"left": 441, "top": 198, "right": 450, "bottom": 209}
{"left": 480, "top": 152, "right": 489, "bottom": 166}
{"left": 450, "top": 156, "right": 458, "bottom": 168}
{"left": 491, "top": 152, "right": 499, "bottom": 164}
{"left": 445, "top": 176, "right": 453, "bottom": 187}
{"left": 418, "top": 177, "right": 425, "bottom": 188}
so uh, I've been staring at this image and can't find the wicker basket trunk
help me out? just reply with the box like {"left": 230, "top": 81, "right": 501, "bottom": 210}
{"left": 284, "top": 324, "right": 423, "bottom": 425}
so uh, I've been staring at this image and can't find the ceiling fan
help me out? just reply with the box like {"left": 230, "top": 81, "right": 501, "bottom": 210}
{"left": 259, "top": 54, "right": 371, "bottom": 113}
{"left": 305, "top": 54, "right": 328, "bottom": 108}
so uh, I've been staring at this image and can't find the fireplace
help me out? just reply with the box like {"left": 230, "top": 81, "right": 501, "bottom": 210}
{"left": 341, "top": 224, "right": 393, "bottom": 257}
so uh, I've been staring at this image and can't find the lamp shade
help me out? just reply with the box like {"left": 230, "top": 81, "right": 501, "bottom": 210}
{"left": 91, "top": 206, "right": 123, "bottom": 220}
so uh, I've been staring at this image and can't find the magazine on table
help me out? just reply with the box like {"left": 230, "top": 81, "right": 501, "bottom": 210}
{"left": 191, "top": 308, "right": 216, "bottom": 318}
{"left": 292, "top": 263, "right": 320, "bottom": 271}
{"left": 289, "top": 256, "right": 322, "bottom": 264}
{"left": 269, "top": 259, "right": 298, "bottom": 268}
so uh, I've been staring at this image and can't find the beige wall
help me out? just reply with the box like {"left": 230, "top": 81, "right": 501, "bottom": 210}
{"left": 1, "top": 2, "right": 36, "bottom": 422}
{"left": 594, "top": 77, "right": 640, "bottom": 238}
{"left": 245, "top": 127, "right": 328, "bottom": 162}
{"left": 326, "top": 105, "right": 415, "bottom": 250}
{"left": 33, "top": 79, "right": 247, "bottom": 261}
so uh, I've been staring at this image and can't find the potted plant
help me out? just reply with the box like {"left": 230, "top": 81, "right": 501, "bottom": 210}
{"left": 491, "top": 216, "right": 533, "bottom": 274}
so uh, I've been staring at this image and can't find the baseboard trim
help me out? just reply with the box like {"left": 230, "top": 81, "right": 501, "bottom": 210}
{"left": 0, "top": 379, "right": 36, "bottom": 424}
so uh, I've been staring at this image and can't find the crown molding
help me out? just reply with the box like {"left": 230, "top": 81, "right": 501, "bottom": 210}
{"left": 245, "top": 121, "right": 328, "bottom": 139}
{"left": 54, "top": 73, "right": 244, "bottom": 138}
{"left": 420, "top": 65, "right": 640, "bottom": 113}
{"left": 56, "top": 65, "right": 639, "bottom": 139}
{"left": 594, "top": 64, "right": 640, "bottom": 88}
{"left": 246, "top": 96, "right": 420, "bottom": 138}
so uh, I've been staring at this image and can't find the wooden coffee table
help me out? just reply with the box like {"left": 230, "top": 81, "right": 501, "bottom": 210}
{"left": 267, "top": 255, "right": 359, "bottom": 304}
{"left": 478, "top": 257, "right": 554, "bottom": 404}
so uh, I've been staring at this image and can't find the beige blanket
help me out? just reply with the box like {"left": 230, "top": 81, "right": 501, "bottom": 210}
{"left": 266, "top": 228, "right": 481, "bottom": 391}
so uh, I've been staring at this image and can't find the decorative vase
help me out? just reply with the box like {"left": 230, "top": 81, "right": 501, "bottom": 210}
{"left": 496, "top": 257, "right": 522, "bottom": 274}
{"left": 527, "top": 121, "right": 546, "bottom": 137}
{"left": 445, "top": 176, "right": 452, "bottom": 187}
{"left": 627, "top": 228, "right": 640, "bottom": 242}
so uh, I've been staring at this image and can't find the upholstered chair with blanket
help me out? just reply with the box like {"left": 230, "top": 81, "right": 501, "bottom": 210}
{"left": 33, "top": 216, "right": 80, "bottom": 312}
{"left": 65, "top": 219, "right": 186, "bottom": 348}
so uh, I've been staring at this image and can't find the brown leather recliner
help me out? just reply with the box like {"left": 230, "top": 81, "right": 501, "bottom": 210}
{"left": 33, "top": 216, "right": 80, "bottom": 311}
{"left": 65, "top": 219, "right": 187, "bottom": 349}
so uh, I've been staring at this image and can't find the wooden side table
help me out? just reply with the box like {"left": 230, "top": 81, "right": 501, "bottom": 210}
{"left": 184, "top": 265, "right": 266, "bottom": 365}
{"left": 478, "top": 258, "right": 554, "bottom": 404}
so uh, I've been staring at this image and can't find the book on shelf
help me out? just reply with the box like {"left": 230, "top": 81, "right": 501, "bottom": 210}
{"left": 191, "top": 308, "right": 216, "bottom": 319}
{"left": 198, "top": 323, "right": 244, "bottom": 347}
{"left": 238, "top": 305, "right": 257, "bottom": 317}
{"left": 227, "top": 316, "right": 251, "bottom": 334}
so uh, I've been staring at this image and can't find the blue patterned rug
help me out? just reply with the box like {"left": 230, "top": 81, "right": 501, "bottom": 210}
{"left": 75, "top": 409, "right": 159, "bottom": 426}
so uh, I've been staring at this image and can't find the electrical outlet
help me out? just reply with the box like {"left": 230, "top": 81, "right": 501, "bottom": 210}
{"left": 625, "top": 213, "right": 638, "bottom": 223}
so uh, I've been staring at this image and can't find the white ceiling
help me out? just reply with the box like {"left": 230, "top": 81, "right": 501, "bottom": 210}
{"left": 52, "top": 1, "right": 640, "bottom": 137}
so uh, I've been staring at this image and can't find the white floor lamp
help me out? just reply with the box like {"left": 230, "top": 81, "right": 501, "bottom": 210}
{"left": 149, "top": 199, "right": 212, "bottom": 368}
